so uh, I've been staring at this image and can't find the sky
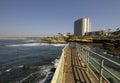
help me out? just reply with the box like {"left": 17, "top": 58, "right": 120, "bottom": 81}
{"left": 0, "top": 0, "right": 120, "bottom": 37}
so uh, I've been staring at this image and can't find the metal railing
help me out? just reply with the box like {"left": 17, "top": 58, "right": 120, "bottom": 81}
{"left": 76, "top": 43, "right": 120, "bottom": 83}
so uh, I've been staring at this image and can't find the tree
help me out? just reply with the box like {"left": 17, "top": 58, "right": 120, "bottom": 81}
{"left": 116, "top": 28, "right": 120, "bottom": 31}
{"left": 107, "top": 28, "right": 111, "bottom": 32}
{"left": 107, "top": 28, "right": 111, "bottom": 36}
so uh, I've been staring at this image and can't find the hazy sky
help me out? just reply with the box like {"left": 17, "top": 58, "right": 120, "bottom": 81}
{"left": 0, "top": 0, "right": 120, "bottom": 37}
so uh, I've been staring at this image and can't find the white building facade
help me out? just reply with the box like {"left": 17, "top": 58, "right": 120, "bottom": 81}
{"left": 74, "top": 18, "right": 91, "bottom": 36}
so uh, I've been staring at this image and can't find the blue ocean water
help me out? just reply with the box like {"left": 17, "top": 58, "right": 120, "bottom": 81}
{"left": 0, "top": 40, "right": 65, "bottom": 83}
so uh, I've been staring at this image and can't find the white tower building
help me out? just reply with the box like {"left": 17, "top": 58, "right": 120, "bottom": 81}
{"left": 74, "top": 18, "right": 91, "bottom": 36}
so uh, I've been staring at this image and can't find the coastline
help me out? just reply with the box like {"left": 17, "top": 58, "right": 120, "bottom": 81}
{"left": 39, "top": 41, "right": 67, "bottom": 44}
{"left": 0, "top": 38, "right": 119, "bottom": 56}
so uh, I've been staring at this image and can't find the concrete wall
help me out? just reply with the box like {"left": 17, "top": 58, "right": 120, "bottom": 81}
{"left": 51, "top": 45, "right": 68, "bottom": 83}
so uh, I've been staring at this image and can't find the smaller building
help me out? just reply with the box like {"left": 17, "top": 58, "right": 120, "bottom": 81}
{"left": 85, "top": 30, "right": 108, "bottom": 36}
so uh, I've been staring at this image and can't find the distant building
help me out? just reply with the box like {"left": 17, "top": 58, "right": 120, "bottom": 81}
{"left": 74, "top": 18, "right": 91, "bottom": 36}
{"left": 85, "top": 30, "right": 108, "bottom": 36}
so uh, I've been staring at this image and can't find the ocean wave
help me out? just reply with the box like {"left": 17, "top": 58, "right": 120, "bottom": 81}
{"left": 6, "top": 43, "right": 66, "bottom": 47}
{"left": 22, "top": 40, "right": 36, "bottom": 43}
{"left": 6, "top": 43, "right": 40, "bottom": 47}
{"left": 5, "top": 68, "right": 12, "bottom": 72}
{"left": 39, "top": 59, "right": 59, "bottom": 83}
{"left": 50, "top": 44, "right": 66, "bottom": 47}
{"left": 1, "top": 65, "right": 53, "bottom": 82}
{"left": 0, "top": 59, "right": 59, "bottom": 83}
{"left": 51, "top": 59, "right": 59, "bottom": 68}
{"left": 38, "top": 65, "right": 53, "bottom": 83}
{"left": 20, "top": 65, "right": 52, "bottom": 83}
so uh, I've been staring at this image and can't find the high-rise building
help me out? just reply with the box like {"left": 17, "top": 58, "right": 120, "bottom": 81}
{"left": 74, "top": 18, "right": 91, "bottom": 36}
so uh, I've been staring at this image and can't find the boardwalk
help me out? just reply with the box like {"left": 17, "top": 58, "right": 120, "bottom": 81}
{"left": 51, "top": 43, "right": 119, "bottom": 83}
{"left": 62, "top": 43, "right": 95, "bottom": 83}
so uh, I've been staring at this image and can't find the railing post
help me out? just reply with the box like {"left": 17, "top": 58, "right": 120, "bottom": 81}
{"left": 99, "top": 59, "right": 104, "bottom": 83}
{"left": 81, "top": 47, "right": 83, "bottom": 56}
{"left": 85, "top": 50, "right": 87, "bottom": 61}
{"left": 86, "top": 51, "right": 89, "bottom": 71}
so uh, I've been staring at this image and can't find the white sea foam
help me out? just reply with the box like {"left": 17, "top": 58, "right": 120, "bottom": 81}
{"left": 38, "top": 79, "right": 45, "bottom": 83}
{"left": 20, "top": 65, "right": 52, "bottom": 83}
{"left": 50, "top": 44, "right": 66, "bottom": 47}
{"left": 6, "top": 68, "right": 11, "bottom": 72}
{"left": 23, "top": 40, "right": 36, "bottom": 43}
{"left": 38, "top": 59, "right": 60, "bottom": 83}
{"left": 18, "top": 65, "right": 24, "bottom": 68}
{"left": 103, "top": 51, "right": 107, "bottom": 54}
{"left": 6, "top": 43, "right": 40, "bottom": 47}
{"left": 52, "top": 59, "right": 59, "bottom": 68}
{"left": 36, "top": 65, "right": 53, "bottom": 83}
{"left": 39, "top": 65, "right": 52, "bottom": 73}
{"left": 6, "top": 43, "right": 66, "bottom": 47}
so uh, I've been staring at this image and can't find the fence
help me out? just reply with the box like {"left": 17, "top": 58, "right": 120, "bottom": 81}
{"left": 76, "top": 43, "right": 120, "bottom": 83}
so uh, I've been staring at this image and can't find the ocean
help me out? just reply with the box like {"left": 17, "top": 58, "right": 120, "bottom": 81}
{"left": 0, "top": 40, "right": 65, "bottom": 83}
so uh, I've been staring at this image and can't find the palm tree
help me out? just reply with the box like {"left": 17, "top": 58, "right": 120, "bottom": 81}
{"left": 107, "top": 28, "right": 111, "bottom": 36}
{"left": 116, "top": 27, "right": 120, "bottom": 31}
